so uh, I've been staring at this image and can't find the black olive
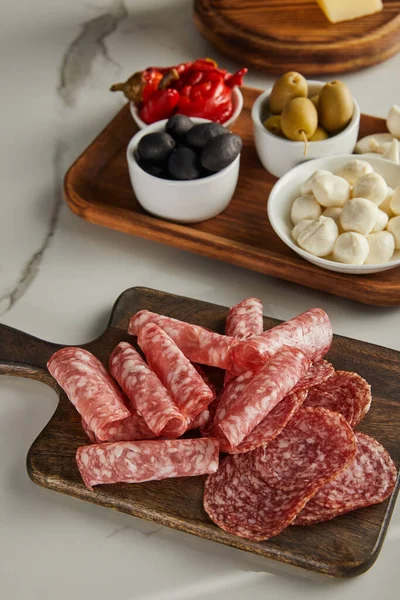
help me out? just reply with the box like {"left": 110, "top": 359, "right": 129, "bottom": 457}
{"left": 168, "top": 147, "right": 201, "bottom": 180}
{"left": 186, "top": 122, "right": 228, "bottom": 150}
{"left": 137, "top": 132, "right": 175, "bottom": 163}
{"left": 166, "top": 114, "right": 194, "bottom": 142}
{"left": 201, "top": 133, "right": 242, "bottom": 172}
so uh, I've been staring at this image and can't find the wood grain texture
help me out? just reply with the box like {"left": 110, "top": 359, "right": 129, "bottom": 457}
{"left": 194, "top": 0, "right": 400, "bottom": 74}
{"left": 0, "top": 287, "right": 399, "bottom": 577}
{"left": 64, "top": 86, "right": 400, "bottom": 306}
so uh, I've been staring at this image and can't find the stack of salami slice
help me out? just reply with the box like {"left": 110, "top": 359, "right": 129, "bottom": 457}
{"left": 47, "top": 298, "right": 397, "bottom": 541}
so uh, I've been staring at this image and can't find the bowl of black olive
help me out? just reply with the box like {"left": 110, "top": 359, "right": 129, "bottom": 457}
{"left": 127, "top": 116, "right": 242, "bottom": 223}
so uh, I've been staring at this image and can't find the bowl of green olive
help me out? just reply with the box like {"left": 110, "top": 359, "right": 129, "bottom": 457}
{"left": 252, "top": 73, "right": 360, "bottom": 177}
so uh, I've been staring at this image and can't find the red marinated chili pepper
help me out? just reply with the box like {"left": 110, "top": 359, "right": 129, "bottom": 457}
{"left": 139, "top": 88, "right": 180, "bottom": 124}
{"left": 111, "top": 59, "right": 247, "bottom": 124}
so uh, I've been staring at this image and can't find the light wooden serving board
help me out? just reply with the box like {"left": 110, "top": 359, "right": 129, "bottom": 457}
{"left": 0, "top": 287, "right": 399, "bottom": 577}
{"left": 194, "top": 0, "right": 400, "bottom": 75}
{"left": 64, "top": 86, "right": 400, "bottom": 306}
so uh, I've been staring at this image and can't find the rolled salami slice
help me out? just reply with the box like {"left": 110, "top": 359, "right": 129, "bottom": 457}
{"left": 229, "top": 389, "right": 308, "bottom": 454}
{"left": 225, "top": 298, "right": 264, "bottom": 340}
{"left": 218, "top": 347, "right": 310, "bottom": 449}
{"left": 138, "top": 323, "right": 214, "bottom": 420}
{"left": 77, "top": 438, "right": 220, "bottom": 489}
{"left": 291, "top": 360, "right": 334, "bottom": 393}
{"left": 254, "top": 407, "right": 356, "bottom": 492}
{"left": 224, "top": 298, "right": 264, "bottom": 386}
{"left": 294, "top": 433, "right": 397, "bottom": 525}
{"left": 231, "top": 308, "right": 332, "bottom": 375}
{"left": 47, "top": 347, "right": 130, "bottom": 442}
{"left": 109, "top": 342, "right": 186, "bottom": 438}
{"left": 129, "top": 310, "right": 237, "bottom": 369}
{"left": 81, "top": 410, "right": 155, "bottom": 444}
{"left": 303, "top": 371, "right": 371, "bottom": 427}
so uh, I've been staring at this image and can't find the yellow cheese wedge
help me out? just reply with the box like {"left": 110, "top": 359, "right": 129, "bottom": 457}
{"left": 317, "top": 0, "right": 383, "bottom": 23}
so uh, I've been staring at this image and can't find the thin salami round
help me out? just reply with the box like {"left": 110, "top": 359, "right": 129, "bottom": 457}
{"left": 47, "top": 347, "right": 130, "bottom": 442}
{"left": 77, "top": 438, "right": 220, "bottom": 489}
{"left": 254, "top": 407, "right": 357, "bottom": 492}
{"left": 109, "top": 342, "right": 187, "bottom": 438}
{"left": 293, "top": 432, "right": 397, "bottom": 526}
{"left": 204, "top": 452, "right": 328, "bottom": 541}
{"left": 225, "top": 298, "right": 264, "bottom": 340}
{"left": 291, "top": 360, "right": 334, "bottom": 393}
{"left": 138, "top": 323, "right": 214, "bottom": 420}
{"left": 229, "top": 389, "right": 308, "bottom": 454}
{"left": 303, "top": 371, "right": 371, "bottom": 427}
{"left": 129, "top": 310, "right": 237, "bottom": 369}
{"left": 218, "top": 347, "right": 310, "bottom": 449}
{"left": 231, "top": 309, "right": 332, "bottom": 375}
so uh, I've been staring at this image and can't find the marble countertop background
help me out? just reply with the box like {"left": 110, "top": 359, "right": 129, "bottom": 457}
{"left": 1, "top": 1, "right": 399, "bottom": 598}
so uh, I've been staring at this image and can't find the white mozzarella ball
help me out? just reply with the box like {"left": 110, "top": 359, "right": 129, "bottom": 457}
{"left": 371, "top": 209, "right": 389, "bottom": 233}
{"left": 292, "top": 219, "right": 314, "bottom": 242}
{"left": 352, "top": 172, "right": 388, "bottom": 206}
{"left": 291, "top": 194, "right": 322, "bottom": 225}
{"left": 340, "top": 197, "right": 379, "bottom": 235}
{"left": 390, "top": 186, "right": 400, "bottom": 215}
{"left": 365, "top": 231, "right": 395, "bottom": 264}
{"left": 300, "top": 170, "right": 331, "bottom": 195}
{"left": 380, "top": 187, "right": 394, "bottom": 216}
{"left": 312, "top": 173, "right": 351, "bottom": 208}
{"left": 322, "top": 207, "right": 342, "bottom": 226}
{"left": 387, "top": 216, "right": 400, "bottom": 249}
{"left": 332, "top": 232, "right": 369, "bottom": 265}
{"left": 335, "top": 160, "right": 374, "bottom": 184}
{"left": 387, "top": 105, "right": 400, "bottom": 138}
{"left": 297, "top": 216, "right": 339, "bottom": 257}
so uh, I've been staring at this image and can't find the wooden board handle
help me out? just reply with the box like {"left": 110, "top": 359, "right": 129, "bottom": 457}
{"left": 0, "top": 323, "right": 60, "bottom": 381}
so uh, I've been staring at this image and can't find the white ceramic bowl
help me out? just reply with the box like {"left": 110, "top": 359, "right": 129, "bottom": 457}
{"left": 268, "top": 154, "right": 400, "bottom": 274}
{"left": 127, "top": 118, "right": 240, "bottom": 223}
{"left": 252, "top": 81, "right": 360, "bottom": 178}
{"left": 130, "top": 87, "right": 243, "bottom": 130}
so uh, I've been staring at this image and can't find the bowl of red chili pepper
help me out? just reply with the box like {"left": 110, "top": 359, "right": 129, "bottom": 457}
{"left": 111, "top": 58, "right": 246, "bottom": 129}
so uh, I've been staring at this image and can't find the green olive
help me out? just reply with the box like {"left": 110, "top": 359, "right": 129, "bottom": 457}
{"left": 309, "top": 126, "right": 329, "bottom": 141}
{"left": 269, "top": 71, "right": 308, "bottom": 114}
{"left": 281, "top": 97, "right": 318, "bottom": 141}
{"left": 318, "top": 81, "right": 354, "bottom": 134}
{"left": 263, "top": 115, "right": 284, "bottom": 137}
{"left": 310, "top": 94, "right": 319, "bottom": 109}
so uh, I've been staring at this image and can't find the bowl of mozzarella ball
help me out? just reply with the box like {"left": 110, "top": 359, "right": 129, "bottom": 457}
{"left": 268, "top": 155, "right": 400, "bottom": 274}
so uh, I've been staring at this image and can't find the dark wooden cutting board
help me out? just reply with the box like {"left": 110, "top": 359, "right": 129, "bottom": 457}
{"left": 194, "top": 0, "right": 400, "bottom": 75}
{"left": 0, "top": 287, "right": 399, "bottom": 577}
{"left": 64, "top": 86, "right": 400, "bottom": 306}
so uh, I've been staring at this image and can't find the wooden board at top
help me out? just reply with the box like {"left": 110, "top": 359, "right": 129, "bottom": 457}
{"left": 64, "top": 86, "right": 400, "bottom": 306}
{"left": 194, "top": 0, "right": 400, "bottom": 75}
{"left": 0, "top": 287, "right": 399, "bottom": 578}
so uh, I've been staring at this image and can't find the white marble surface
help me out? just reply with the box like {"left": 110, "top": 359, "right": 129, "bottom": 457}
{"left": 0, "top": 0, "right": 399, "bottom": 597}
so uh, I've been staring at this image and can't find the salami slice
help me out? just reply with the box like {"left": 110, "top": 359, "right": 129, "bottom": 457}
{"left": 291, "top": 360, "right": 334, "bottom": 393}
{"left": 129, "top": 310, "right": 237, "bottom": 369}
{"left": 109, "top": 342, "right": 186, "bottom": 438}
{"left": 225, "top": 298, "right": 264, "bottom": 340}
{"left": 229, "top": 389, "right": 308, "bottom": 454}
{"left": 188, "top": 409, "right": 210, "bottom": 430}
{"left": 254, "top": 407, "right": 357, "bottom": 492}
{"left": 303, "top": 371, "right": 371, "bottom": 427}
{"left": 294, "top": 433, "right": 397, "bottom": 525}
{"left": 77, "top": 438, "right": 219, "bottom": 489}
{"left": 81, "top": 412, "right": 155, "bottom": 444}
{"left": 231, "top": 308, "right": 332, "bottom": 375}
{"left": 218, "top": 347, "right": 310, "bottom": 449}
{"left": 47, "top": 347, "right": 130, "bottom": 442}
{"left": 204, "top": 453, "right": 314, "bottom": 541}
{"left": 138, "top": 323, "right": 214, "bottom": 420}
